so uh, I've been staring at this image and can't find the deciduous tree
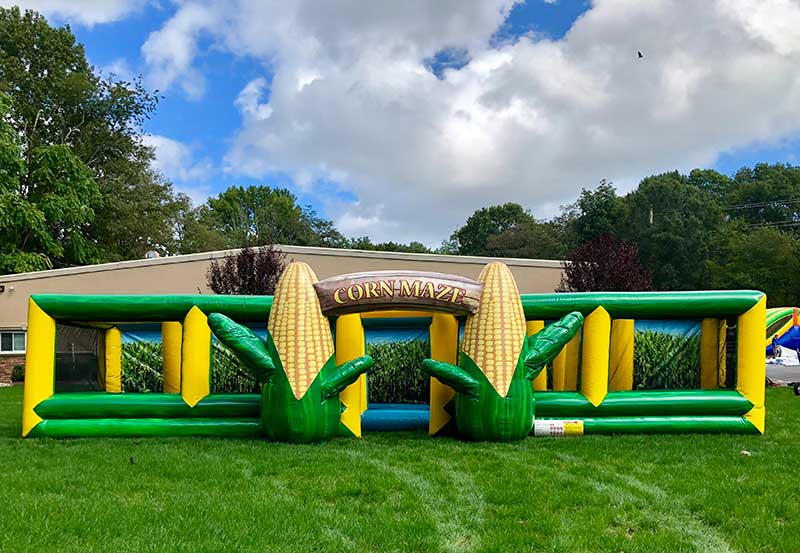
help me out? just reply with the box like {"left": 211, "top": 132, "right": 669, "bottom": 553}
{"left": 0, "top": 94, "right": 100, "bottom": 273}
{"left": 0, "top": 7, "right": 188, "bottom": 263}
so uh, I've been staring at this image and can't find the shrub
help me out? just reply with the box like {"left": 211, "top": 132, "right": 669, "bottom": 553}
{"left": 11, "top": 364, "right": 24, "bottom": 382}
{"left": 367, "top": 339, "right": 430, "bottom": 404}
{"left": 633, "top": 330, "right": 700, "bottom": 389}
{"left": 559, "top": 234, "right": 652, "bottom": 292}
{"left": 207, "top": 245, "right": 286, "bottom": 295}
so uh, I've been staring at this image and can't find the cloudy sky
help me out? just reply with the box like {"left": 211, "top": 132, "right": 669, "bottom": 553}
{"left": 8, "top": 0, "right": 800, "bottom": 246}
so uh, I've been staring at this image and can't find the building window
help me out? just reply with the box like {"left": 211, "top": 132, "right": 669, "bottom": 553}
{"left": 0, "top": 331, "right": 25, "bottom": 353}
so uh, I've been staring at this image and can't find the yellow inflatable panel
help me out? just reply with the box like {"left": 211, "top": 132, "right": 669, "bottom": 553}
{"left": 609, "top": 319, "right": 634, "bottom": 391}
{"left": 162, "top": 321, "right": 182, "bottom": 394}
{"left": 104, "top": 327, "right": 122, "bottom": 393}
{"left": 336, "top": 314, "right": 366, "bottom": 437}
{"left": 551, "top": 348, "right": 567, "bottom": 391}
{"left": 181, "top": 307, "right": 211, "bottom": 407}
{"left": 564, "top": 332, "right": 581, "bottom": 391}
{"left": 429, "top": 313, "right": 458, "bottom": 435}
{"left": 737, "top": 296, "right": 766, "bottom": 434}
{"left": 581, "top": 307, "right": 611, "bottom": 406}
{"left": 700, "top": 318, "right": 719, "bottom": 389}
{"left": 526, "top": 320, "right": 547, "bottom": 391}
{"left": 22, "top": 299, "right": 56, "bottom": 437}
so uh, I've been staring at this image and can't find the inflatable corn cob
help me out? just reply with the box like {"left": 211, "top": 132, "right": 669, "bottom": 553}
{"left": 421, "top": 262, "right": 583, "bottom": 441}
{"left": 208, "top": 262, "right": 373, "bottom": 442}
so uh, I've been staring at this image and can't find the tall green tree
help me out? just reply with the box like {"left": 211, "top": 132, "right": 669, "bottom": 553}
{"left": 345, "top": 236, "right": 431, "bottom": 253}
{"left": 185, "top": 185, "right": 345, "bottom": 250}
{"left": 484, "top": 219, "right": 568, "bottom": 260}
{"left": 449, "top": 203, "right": 534, "bottom": 256}
{"left": 0, "top": 7, "right": 189, "bottom": 262}
{"left": 705, "top": 226, "right": 800, "bottom": 307}
{"left": 619, "top": 172, "right": 725, "bottom": 290}
{"left": 724, "top": 164, "right": 800, "bottom": 232}
{"left": 566, "top": 180, "right": 625, "bottom": 246}
{"left": 0, "top": 94, "right": 100, "bottom": 273}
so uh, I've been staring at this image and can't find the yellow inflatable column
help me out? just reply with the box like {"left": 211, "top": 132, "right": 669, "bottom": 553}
{"left": 429, "top": 313, "right": 459, "bottom": 435}
{"left": 609, "top": 319, "right": 634, "bottom": 391}
{"left": 181, "top": 307, "right": 211, "bottom": 407}
{"left": 162, "top": 322, "right": 182, "bottom": 393}
{"left": 700, "top": 318, "right": 720, "bottom": 389}
{"left": 97, "top": 331, "right": 106, "bottom": 389}
{"left": 551, "top": 349, "right": 567, "bottom": 391}
{"left": 104, "top": 327, "right": 122, "bottom": 393}
{"left": 718, "top": 320, "right": 728, "bottom": 387}
{"left": 563, "top": 332, "right": 581, "bottom": 391}
{"left": 526, "top": 320, "right": 547, "bottom": 390}
{"left": 581, "top": 307, "right": 611, "bottom": 406}
{"left": 22, "top": 299, "right": 56, "bottom": 437}
{"left": 337, "top": 314, "right": 366, "bottom": 437}
{"left": 737, "top": 297, "right": 766, "bottom": 433}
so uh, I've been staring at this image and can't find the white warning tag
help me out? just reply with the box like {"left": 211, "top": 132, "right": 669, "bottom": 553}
{"left": 534, "top": 420, "right": 584, "bottom": 437}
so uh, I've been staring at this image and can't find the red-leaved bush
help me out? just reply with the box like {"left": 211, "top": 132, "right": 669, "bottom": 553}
{"left": 559, "top": 235, "right": 652, "bottom": 292}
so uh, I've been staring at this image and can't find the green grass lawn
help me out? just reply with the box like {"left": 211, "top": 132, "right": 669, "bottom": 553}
{"left": 1, "top": 386, "right": 798, "bottom": 553}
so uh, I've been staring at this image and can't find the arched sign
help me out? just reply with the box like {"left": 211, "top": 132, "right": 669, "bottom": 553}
{"left": 314, "top": 271, "right": 483, "bottom": 316}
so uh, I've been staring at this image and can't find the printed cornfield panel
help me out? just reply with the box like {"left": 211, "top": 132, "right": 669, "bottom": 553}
{"left": 119, "top": 324, "right": 260, "bottom": 394}
{"left": 210, "top": 341, "right": 259, "bottom": 393}
{"left": 367, "top": 338, "right": 431, "bottom": 404}
{"left": 633, "top": 320, "right": 701, "bottom": 389}
{"left": 121, "top": 341, "right": 164, "bottom": 393}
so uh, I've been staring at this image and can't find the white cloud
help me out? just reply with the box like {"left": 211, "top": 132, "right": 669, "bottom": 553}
{"left": 7, "top": 0, "right": 146, "bottom": 26}
{"left": 141, "top": 3, "right": 216, "bottom": 98}
{"left": 141, "top": 134, "right": 213, "bottom": 205}
{"left": 234, "top": 78, "right": 273, "bottom": 121}
{"left": 142, "top": 0, "right": 800, "bottom": 245}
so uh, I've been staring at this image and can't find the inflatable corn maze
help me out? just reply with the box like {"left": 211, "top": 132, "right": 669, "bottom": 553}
{"left": 22, "top": 261, "right": 766, "bottom": 442}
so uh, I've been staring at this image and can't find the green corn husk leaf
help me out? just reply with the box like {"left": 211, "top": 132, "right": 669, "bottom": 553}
{"left": 208, "top": 313, "right": 275, "bottom": 383}
{"left": 525, "top": 311, "right": 584, "bottom": 379}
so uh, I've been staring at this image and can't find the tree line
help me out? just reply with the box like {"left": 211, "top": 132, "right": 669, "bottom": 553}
{"left": 2, "top": 8, "right": 798, "bottom": 306}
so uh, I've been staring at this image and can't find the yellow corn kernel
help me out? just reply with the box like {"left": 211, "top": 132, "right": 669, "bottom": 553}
{"left": 268, "top": 262, "right": 334, "bottom": 399}
{"left": 461, "top": 262, "right": 526, "bottom": 397}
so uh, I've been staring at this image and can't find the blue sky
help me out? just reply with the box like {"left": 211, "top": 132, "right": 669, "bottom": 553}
{"left": 78, "top": 1, "right": 601, "bottom": 210}
{"left": 14, "top": 0, "right": 800, "bottom": 245}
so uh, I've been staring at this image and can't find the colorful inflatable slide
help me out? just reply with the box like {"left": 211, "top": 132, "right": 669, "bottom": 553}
{"left": 766, "top": 307, "right": 800, "bottom": 356}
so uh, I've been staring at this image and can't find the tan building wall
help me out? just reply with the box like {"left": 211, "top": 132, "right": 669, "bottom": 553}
{"left": 0, "top": 245, "right": 564, "bottom": 330}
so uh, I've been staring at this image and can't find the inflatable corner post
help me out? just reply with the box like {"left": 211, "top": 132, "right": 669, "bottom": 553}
{"left": 420, "top": 262, "right": 583, "bottom": 441}
{"left": 21, "top": 259, "right": 766, "bottom": 441}
{"left": 208, "top": 262, "right": 372, "bottom": 442}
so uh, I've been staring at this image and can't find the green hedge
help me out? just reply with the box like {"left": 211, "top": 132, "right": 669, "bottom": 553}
{"left": 633, "top": 330, "right": 700, "bottom": 389}
{"left": 367, "top": 339, "right": 430, "bottom": 404}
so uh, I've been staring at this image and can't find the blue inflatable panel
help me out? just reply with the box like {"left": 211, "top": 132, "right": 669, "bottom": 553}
{"left": 361, "top": 403, "right": 429, "bottom": 431}
{"left": 768, "top": 326, "right": 800, "bottom": 355}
